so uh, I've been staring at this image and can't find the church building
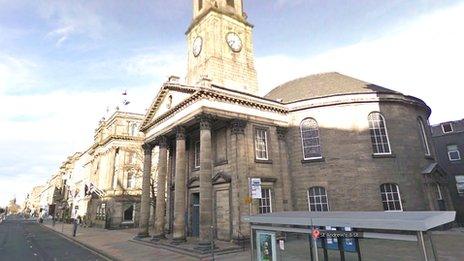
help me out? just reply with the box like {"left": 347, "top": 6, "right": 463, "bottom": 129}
{"left": 136, "top": 0, "right": 453, "bottom": 245}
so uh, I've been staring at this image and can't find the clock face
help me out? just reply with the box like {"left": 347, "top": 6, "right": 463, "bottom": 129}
{"left": 226, "top": 32, "right": 242, "bottom": 52}
{"left": 192, "top": 36, "right": 202, "bottom": 57}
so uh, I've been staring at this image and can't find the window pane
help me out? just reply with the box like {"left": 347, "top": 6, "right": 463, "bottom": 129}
{"left": 380, "top": 184, "right": 402, "bottom": 211}
{"left": 255, "top": 129, "right": 268, "bottom": 159}
{"left": 369, "top": 113, "right": 391, "bottom": 154}
{"left": 308, "top": 187, "right": 329, "bottom": 212}
{"left": 442, "top": 123, "right": 453, "bottom": 133}
{"left": 259, "top": 188, "right": 272, "bottom": 214}
{"left": 300, "top": 118, "right": 322, "bottom": 159}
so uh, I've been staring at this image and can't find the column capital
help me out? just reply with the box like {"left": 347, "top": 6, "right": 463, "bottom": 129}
{"left": 230, "top": 119, "right": 247, "bottom": 135}
{"left": 157, "top": 136, "right": 168, "bottom": 148}
{"left": 176, "top": 126, "right": 186, "bottom": 140}
{"left": 276, "top": 127, "right": 288, "bottom": 140}
{"left": 196, "top": 113, "right": 214, "bottom": 130}
{"left": 142, "top": 143, "right": 154, "bottom": 154}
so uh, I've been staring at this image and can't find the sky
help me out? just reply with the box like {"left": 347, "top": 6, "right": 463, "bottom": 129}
{"left": 1, "top": 0, "right": 463, "bottom": 207}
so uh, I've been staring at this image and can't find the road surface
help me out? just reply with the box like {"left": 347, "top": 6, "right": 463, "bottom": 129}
{"left": 0, "top": 217, "right": 106, "bottom": 261}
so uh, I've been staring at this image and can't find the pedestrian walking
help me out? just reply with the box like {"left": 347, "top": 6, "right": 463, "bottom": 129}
{"left": 72, "top": 217, "right": 79, "bottom": 237}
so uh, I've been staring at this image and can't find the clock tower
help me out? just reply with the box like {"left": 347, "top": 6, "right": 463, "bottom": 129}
{"left": 186, "top": 0, "right": 259, "bottom": 95}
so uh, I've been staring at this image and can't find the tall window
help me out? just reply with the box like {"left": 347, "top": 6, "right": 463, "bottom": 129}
{"left": 194, "top": 141, "right": 201, "bottom": 168}
{"left": 258, "top": 188, "right": 272, "bottom": 214}
{"left": 226, "top": 0, "right": 235, "bottom": 7}
{"left": 255, "top": 129, "right": 269, "bottom": 160}
{"left": 127, "top": 172, "right": 136, "bottom": 188}
{"left": 380, "top": 183, "right": 403, "bottom": 211}
{"left": 300, "top": 118, "right": 322, "bottom": 159}
{"left": 436, "top": 183, "right": 443, "bottom": 200}
{"left": 198, "top": 0, "right": 203, "bottom": 10}
{"left": 368, "top": 112, "right": 391, "bottom": 154}
{"left": 131, "top": 123, "right": 138, "bottom": 136}
{"left": 418, "top": 118, "right": 431, "bottom": 156}
{"left": 307, "top": 187, "right": 329, "bottom": 212}
{"left": 455, "top": 176, "right": 464, "bottom": 195}
{"left": 447, "top": 145, "right": 461, "bottom": 161}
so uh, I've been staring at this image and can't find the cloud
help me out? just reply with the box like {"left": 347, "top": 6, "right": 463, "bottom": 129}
{"left": 46, "top": 25, "right": 75, "bottom": 46}
{"left": 256, "top": 2, "right": 464, "bottom": 124}
{"left": 0, "top": 47, "right": 185, "bottom": 206}
{"left": 0, "top": 54, "right": 39, "bottom": 94}
{"left": 38, "top": 1, "right": 107, "bottom": 47}
{"left": 124, "top": 52, "right": 186, "bottom": 80}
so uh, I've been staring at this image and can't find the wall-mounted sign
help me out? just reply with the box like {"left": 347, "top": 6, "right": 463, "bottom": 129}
{"left": 250, "top": 178, "right": 262, "bottom": 199}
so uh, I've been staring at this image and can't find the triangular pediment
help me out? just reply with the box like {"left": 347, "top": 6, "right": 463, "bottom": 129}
{"left": 141, "top": 83, "right": 198, "bottom": 130}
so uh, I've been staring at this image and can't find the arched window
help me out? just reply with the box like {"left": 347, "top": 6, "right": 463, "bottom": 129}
{"left": 131, "top": 123, "right": 138, "bottom": 136}
{"left": 417, "top": 118, "right": 431, "bottom": 156}
{"left": 380, "top": 183, "right": 402, "bottom": 211}
{"left": 368, "top": 112, "right": 391, "bottom": 154}
{"left": 127, "top": 172, "right": 136, "bottom": 188}
{"left": 307, "top": 186, "right": 329, "bottom": 212}
{"left": 300, "top": 118, "right": 322, "bottom": 159}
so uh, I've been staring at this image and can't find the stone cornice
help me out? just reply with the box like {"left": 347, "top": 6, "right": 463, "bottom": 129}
{"left": 288, "top": 92, "right": 431, "bottom": 116}
{"left": 141, "top": 83, "right": 198, "bottom": 131}
{"left": 90, "top": 136, "right": 143, "bottom": 158}
{"left": 141, "top": 88, "right": 287, "bottom": 132}
{"left": 99, "top": 134, "right": 144, "bottom": 147}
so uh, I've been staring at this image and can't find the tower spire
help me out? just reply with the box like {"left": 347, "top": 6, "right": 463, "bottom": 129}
{"left": 187, "top": 0, "right": 259, "bottom": 94}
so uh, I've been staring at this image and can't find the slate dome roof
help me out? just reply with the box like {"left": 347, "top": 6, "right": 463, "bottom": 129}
{"left": 264, "top": 72, "right": 400, "bottom": 103}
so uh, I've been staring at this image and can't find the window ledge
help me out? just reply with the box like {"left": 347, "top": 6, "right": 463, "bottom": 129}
{"left": 192, "top": 167, "right": 200, "bottom": 172}
{"left": 372, "top": 153, "right": 396, "bottom": 159}
{"left": 255, "top": 159, "right": 273, "bottom": 164}
{"left": 301, "top": 157, "right": 325, "bottom": 164}
{"left": 425, "top": 155, "right": 435, "bottom": 160}
{"left": 121, "top": 221, "right": 134, "bottom": 224}
{"left": 214, "top": 160, "right": 228, "bottom": 167}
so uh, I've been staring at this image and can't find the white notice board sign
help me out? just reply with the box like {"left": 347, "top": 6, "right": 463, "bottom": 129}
{"left": 250, "top": 178, "right": 262, "bottom": 199}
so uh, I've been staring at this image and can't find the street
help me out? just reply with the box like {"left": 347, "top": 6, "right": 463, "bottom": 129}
{"left": 0, "top": 216, "right": 105, "bottom": 261}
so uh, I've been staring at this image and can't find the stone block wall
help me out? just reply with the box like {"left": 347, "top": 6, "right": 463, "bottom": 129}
{"left": 286, "top": 101, "right": 438, "bottom": 212}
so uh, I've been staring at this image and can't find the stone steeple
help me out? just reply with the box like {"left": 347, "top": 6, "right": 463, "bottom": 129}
{"left": 186, "top": 0, "right": 259, "bottom": 95}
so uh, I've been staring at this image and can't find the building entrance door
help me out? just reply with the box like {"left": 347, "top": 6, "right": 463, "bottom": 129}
{"left": 191, "top": 193, "right": 200, "bottom": 237}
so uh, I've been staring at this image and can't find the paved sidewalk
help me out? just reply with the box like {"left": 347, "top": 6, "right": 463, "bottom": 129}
{"left": 41, "top": 221, "right": 250, "bottom": 261}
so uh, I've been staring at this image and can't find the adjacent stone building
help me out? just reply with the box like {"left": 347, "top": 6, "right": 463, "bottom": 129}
{"left": 136, "top": 0, "right": 453, "bottom": 244}
{"left": 86, "top": 110, "right": 146, "bottom": 229}
{"left": 431, "top": 119, "right": 464, "bottom": 225}
{"left": 24, "top": 185, "right": 45, "bottom": 217}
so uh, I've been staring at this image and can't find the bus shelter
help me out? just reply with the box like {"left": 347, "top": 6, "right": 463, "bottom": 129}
{"left": 243, "top": 211, "right": 455, "bottom": 261}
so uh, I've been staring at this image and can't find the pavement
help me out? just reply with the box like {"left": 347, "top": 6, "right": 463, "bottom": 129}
{"left": 0, "top": 218, "right": 105, "bottom": 261}
{"left": 39, "top": 220, "right": 250, "bottom": 261}
{"left": 4, "top": 216, "right": 464, "bottom": 261}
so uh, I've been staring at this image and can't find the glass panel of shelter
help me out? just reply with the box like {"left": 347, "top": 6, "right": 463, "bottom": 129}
{"left": 253, "top": 229, "right": 361, "bottom": 261}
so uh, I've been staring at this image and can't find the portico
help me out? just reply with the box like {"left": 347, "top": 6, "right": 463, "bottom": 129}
{"left": 137, "top": 102, "right": 286, "bottom": 243}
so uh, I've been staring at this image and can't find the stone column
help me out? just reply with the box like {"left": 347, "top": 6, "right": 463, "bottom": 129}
{"left": 137, "top": 143, "right": 153, "bottom": 238}
{"left": 230, "top": 119, "right": 248, "bottom": 242}
{"left": 172, "top": 126, "right": 187, "bottom": 242}
{"left": 198, "top": 115, "right": 214, "bottom": 245}
{"left": 153, "top": 136, "right": 168, "bottom": 239}
{"left": 277, "top": 127, "right": 293, "bottom": 211}
{"left": 166, "top": 146, "right": 173, "bottom": 233}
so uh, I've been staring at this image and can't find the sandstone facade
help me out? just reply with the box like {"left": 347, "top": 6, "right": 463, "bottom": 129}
{"left": 136, "top": 0, "right": 453, "bottom": 243}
